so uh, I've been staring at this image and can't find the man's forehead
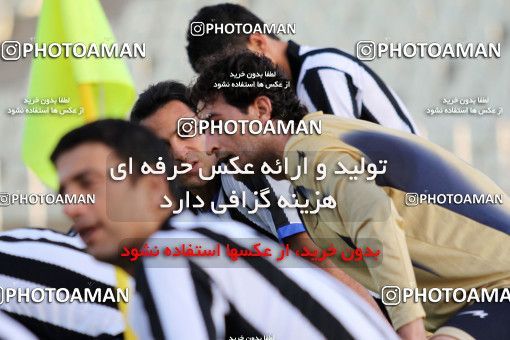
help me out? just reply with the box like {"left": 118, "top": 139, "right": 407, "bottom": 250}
{"left": 56, "top": 143, "right": 115, "bottom": 180}
{"left": 158, "top": 100, "right": 194, "bottom": 116}
{"left": 198, "top": 94, "right": 228, "bottom": 110}
{"left": 144, "top": 101, "right": 197, "bottom": 130}
{"left": 197, "top": 97, "right": 228, "bottom": 119}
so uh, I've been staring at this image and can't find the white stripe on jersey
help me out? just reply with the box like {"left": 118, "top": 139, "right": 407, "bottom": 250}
{"left": 0, "top": 228, "right": 125, "bottom": 338}
{"left": 0, "top": 274, "right": 124, "bottom": 337}
{"left": 318, "top": 68, "right": 357, "bottom": 118}
{"left": 131, "top": 212, "right": 398, "bottom": 340}
{"left": 291, "top": 41, "right": 419, "bottom": 134}
{"left": 220, "top": 174, "right": 304, "bottom": 239}
{"left": 0, "top": 228, "right": 86, "bottom": 247}
{"left": 0, "top": 311, "right": 37, "bottom": 340}
{"left": 0, "top": 238, "right": 117, "bottom": 286}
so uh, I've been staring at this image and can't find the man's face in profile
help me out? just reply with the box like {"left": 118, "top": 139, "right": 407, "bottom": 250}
{"left": 140, "top": 100, "right": 218, "bottom": 189}
{"left": 199, "top": 95, "right": 270, "bottom": 169}
{"left": 56, "top": 142, "right": 167, "bottom": 264}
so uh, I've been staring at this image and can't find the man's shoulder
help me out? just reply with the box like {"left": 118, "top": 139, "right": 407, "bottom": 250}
{"left": 285, "top": 113, "right": 363, "bottom": 153}
{"left": 298, "top": 43, "right": 357, "bottom": 63}
{"left": 296, "top": 43, "right": 366, "bottom": 76}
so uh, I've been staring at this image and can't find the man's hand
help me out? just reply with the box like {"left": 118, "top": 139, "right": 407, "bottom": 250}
{"left": 397, "top": 318, "right": 427, "bottom": 340}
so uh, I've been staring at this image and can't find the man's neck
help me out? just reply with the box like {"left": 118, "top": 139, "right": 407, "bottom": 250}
{"left": 120, "top": 262, "right": 135, "bottom": 276}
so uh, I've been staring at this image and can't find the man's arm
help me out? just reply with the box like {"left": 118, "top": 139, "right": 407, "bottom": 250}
{"left": 313, "top": 149, "right": 426, "bottom": 332}
{"left": 284, "top": 231, "right": 388, "bottom": 321}
{"left": 397, "top": 318, "right": 427, "bottom": 340}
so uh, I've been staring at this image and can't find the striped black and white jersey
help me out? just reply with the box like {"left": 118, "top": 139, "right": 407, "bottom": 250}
{"left": 0, "top": 311, "right": 37, "bottom": 340}
{"left": 219, "top": 174, "right": 306, "bottom": 242}
{"left": 286, "top": 40, "right": 418, "bottom": 134}
{"left": 129, "top": 211, "right": 398, "bottom": 340}
{"left": 0, "top": 228, "right": 126, "bottom": 339}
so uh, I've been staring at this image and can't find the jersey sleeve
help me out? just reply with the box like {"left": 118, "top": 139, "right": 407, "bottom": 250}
{"left": 134, "top": 257, "right": 228, "bottom": 340}
{"left": 299, "top": 67, "right": 360, "bottom": 118}
{"left": 220, "top": 174, "right": 306, "bottom": 242}
{"left": 264, "top": 176, "right": 307, "bottom": 241}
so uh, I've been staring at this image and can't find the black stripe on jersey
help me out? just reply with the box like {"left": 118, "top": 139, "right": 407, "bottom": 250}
{"left": 191, "top": 227, "right": 354, "bottom": 340}
{"left": 3, "top": 311, "right": 122, "bottom": 340}
{"left": 225, "top": 202, "right": 279, "bottom": 242}
{"left": 224, "top": 302, "right": 264, "bottom": 338}
{"left": 359, "top": 104, "right": 381, "bottom": 125}
{"left": 300, "top": 47, "right": 416, "bottom": 133}
{"left": 0, "top": 235, "right": 86, "bottom": 253}
{"left": 373, "top": 298, "right": 392, "bottom": 325}
{"left": 189, "top": 261, "right": 216, "bottom": 340}
{"left": 0, "top": 252, "right": 117, "bottom": 309}
{"left": 236, "top": 176, "right": 290, "bottom": 230}
{"left": 6, "top": 227, "right": 67, "bottom": 235}
{"left": 302, "top": 67, "right": 335, "bottom": 115}
{"left": 303, "top": 66, "right": 360, "bottom": 117}
{"left": 286, "top": 40, "right": 303, "bottom": 91}
{"left": 66, "top": 228, "right": 78, "bottom": 236}
{"left": 135, "top": 261, "right": 166, "bottom": 340}
{"left": 344, "top": 73, "right": 359, "bottom": 116}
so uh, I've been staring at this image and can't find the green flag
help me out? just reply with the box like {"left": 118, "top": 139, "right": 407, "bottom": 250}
{"left": 22, "top": 0, "right": 136, "bottom": 189}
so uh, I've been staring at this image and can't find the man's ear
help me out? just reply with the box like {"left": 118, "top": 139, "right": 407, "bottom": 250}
{"left": 253, "top": 96, "right": 273, "bottom": 121}
{"left": 246, "top": 33, "right": 268, "bottom": 54}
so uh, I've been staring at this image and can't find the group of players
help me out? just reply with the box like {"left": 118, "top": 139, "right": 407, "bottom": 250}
{"left": 1, "top": 4, "right": 509, "bottom": 340}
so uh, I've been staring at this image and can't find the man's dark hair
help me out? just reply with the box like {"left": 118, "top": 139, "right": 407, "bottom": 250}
{"left": 51, "top": 119, "right": 180, "bottom": 196}
{"left": 130, "top": 81, "right": 191, "bottom": 123}
{"left": 186, "top": 3, "right": 279, "bottom": 73}
{"left": 191, "top": 52, "right": 307, "bottom": 123}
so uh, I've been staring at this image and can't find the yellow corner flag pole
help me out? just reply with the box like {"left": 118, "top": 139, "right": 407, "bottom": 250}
{"left": 23, "top": 0, "right": 135, "bottom": 190}
{"left": 78, "top": 84, "right": 98, "bottom": 122}
{"left": 115, "top": 267, "right": 137, "bottom": 340}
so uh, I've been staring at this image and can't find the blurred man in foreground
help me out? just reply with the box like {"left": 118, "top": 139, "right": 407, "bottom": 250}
{"left": 0, "top": 227, "right": 127, "bottom": 339}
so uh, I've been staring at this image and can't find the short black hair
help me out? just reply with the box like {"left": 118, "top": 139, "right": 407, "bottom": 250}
{"left": 186, "top": 3, "right": 279, "bottom": 73}
{"left": 50, "top": 119, "right": 180, "bottom": 196}
{"left": 191, "top": 52, "right": 307, "bottom": 123}
{"left": 130, "top": 81, "right": 191, "bottom": 123}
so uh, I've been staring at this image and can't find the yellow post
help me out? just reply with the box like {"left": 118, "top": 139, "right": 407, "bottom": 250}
{"left": 115, "top": 267, "right": 137, "bottom": 340}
